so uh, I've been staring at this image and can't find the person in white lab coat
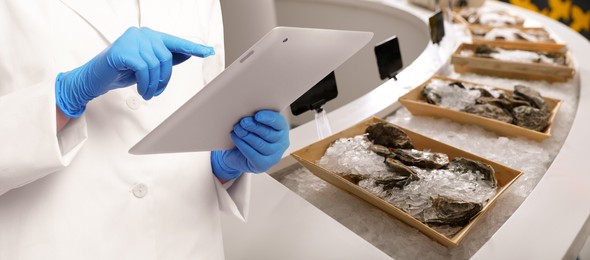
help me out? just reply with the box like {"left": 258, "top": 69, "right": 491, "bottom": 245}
{"left": 0, "top": 0, "right": 289, "bottom": 259}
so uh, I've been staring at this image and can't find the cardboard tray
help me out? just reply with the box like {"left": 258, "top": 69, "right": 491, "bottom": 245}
{"left": 467, "top": 25, "right": 567, "bottom": 52}
{"left": 451, "top": 42, "right": 575, "bottom": 82}
{"left": 291, "top": 117, "right": 523, "bottom": 247}
{"left": 399, "top": 75, "right": 562, "bottom": 141}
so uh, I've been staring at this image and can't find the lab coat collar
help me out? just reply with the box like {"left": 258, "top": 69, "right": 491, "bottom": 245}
{"left": 58, "top": 0, "right": 128, "bottom": 43}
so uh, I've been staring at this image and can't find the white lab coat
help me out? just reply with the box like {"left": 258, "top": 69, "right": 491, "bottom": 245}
{"left": 0, "top": 0, "right": 251, "bottom": 259}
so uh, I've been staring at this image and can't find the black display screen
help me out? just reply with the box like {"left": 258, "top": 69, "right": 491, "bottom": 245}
{"left": 429, "top": 10, "right": 445, "bottom": 45}
{"left": 290, "top": 71, "right": 338, "bottom": 116}
{"left": 374, "top": 36, "right": 403, "bottom": 80}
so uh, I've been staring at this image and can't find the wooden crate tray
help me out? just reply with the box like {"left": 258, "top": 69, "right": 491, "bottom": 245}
{"left": 291, "top": 117, "right": 523, "bottom": 247}
{"left": 467, "top": 25, "right": 567, "bottom": 52}
{"left": 451, "top": 42, "right": 575, "bottom": 82}
{"left": 399, "top": 75, "right": 562, "bottom": 141}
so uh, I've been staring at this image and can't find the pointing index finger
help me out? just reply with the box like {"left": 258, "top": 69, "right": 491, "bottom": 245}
{"left": 158, "top": 32, "right": 215, "bottom": 58}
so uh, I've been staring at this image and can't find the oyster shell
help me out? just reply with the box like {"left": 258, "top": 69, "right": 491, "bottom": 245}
{"left": 475, "top": 87, "right": 496, "bottom": 98}
{"left": 385, "top": 158, "right": 418, "bottom": 177}
{"left": 448, "top": 157, "right": 497, "bottom": 188}
{"left": 342, "top": 173, "right": 366, "bottom": 185}
{"left": 501, "top": 93, "right": 533, "bottom": 108}
{"left": 513, "top": 85, "right": 548, "bottom": 111}
{"left": 392, "top": 149, "right": 449, "bottom": 169}
{"left": 543, "top": 51, "right": 566, "bottom": 66}
{"left": 422, "top": 85, "right": 442, "bottom": 105}
{"left": 474, "top": 44, "right": 498, "bottom": 58}
{"left": 512, "top": 106, "right": 550, "bottom": 131}
{"left": 449, "top": 81, "right": 466, "bottom": 89}
{"left": 476, "top": 93, "right": 531, "bottom": 111}
{"left": 365, "top": 122, "right": 414, "bottom": 149}
{"left": 369, "top": 144, "right": 393, "bottom": 157}
{"left": 463, "top": 103, "right": 514, "bottom": 124}
{"left": 421, "top": 80, "right": 482, "bottom": 110}
{"left": 377, "top": 158, "right": 420, "bottom": 189}
{"left": 373, "top": 172, "right": 418, "bottom": 190}
{"left": 422, "top": 196, "right": 482, "bottom": 226}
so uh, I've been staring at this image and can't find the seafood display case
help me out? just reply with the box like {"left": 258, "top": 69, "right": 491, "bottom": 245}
{"left": 219, "top": 0, "right": 590, "bottom": 259}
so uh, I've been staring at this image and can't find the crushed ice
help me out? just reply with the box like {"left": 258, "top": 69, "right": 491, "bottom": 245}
{"left": 318, "top": 134, "right": 497, "bottom": 236}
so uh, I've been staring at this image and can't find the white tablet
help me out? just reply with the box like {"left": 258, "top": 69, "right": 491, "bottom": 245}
{"left": 129, "top": 26, "right": 373, "bottom": 154}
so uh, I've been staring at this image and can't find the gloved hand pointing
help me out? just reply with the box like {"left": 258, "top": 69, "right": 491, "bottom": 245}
{"left": 55, "top": 27, "right": 215, "bottom": 118}
{"left": 211, "top": 110, "right": 290, "bottom": 181}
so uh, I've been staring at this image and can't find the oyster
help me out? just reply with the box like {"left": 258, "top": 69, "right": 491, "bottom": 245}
{"left": 474, "top": 45, "right": 498, "bottom": 58}
{"left": 513, "top": 85, "right": 548, "bottom": 111}
{"left": 421, "top": 81, "right": 482, "bottom": 110}
{"left": 373, "top": 172, "right": 418, "bottom": 190}
{"left": 448, "top": 157, "right": 497, "bottom": 188}
{"left": 543, "top": 51, "right": 566, "bottom": 66}
{"left": 376, "top": 158, "right": 420, "bottom": 189}
{"left": 471, "top": 28, "right": 487, "bottom": 37}
{"left": 476, "top": 93, "right": 531, "bottom": 111}
{"left": 369, "top": 144, "right": 393, "bottom": 157}
{"left": 422, "top": 85, "right": 442, "bottom": 105}
{"left": 365, "top": 122, "right": 414, "bottom": 149}
{"left": 392, "top": 149, "right": 449, "bottom": 169}
{"left": 342, "top": 173, "right": 366, "bottom": 185}
{"left": 449, "top": 81, "right": 466, "bottom": 89}
{"left": 501, "top": 93, "right": 533, "bottom": 108}
{"left": 422, "top": 196, "right": 482, "bottom": 226}
{"left": 463, "top": 103, "right": 513, "bottom": 124}
{"left": 512, "top": 106, "right": 550, "bottom": 131}
{"left": 385, "top": 158, "right": 418, "bottom": 177}
{"left": 475, "top": 87, "right": 496, "bottom": 98}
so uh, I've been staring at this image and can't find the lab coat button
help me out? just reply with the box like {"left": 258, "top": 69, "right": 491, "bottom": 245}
{"left": 126, "top": 96, "right": 141, "bottom": 110}
{"left": 132, "top": 183, "right": 148, "bottom": 198}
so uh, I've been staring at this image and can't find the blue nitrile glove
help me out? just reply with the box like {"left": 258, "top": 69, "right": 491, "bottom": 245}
{"left": 211, "top": 110, "right": 290, "bottom": 180}
{"left": 55, "top": 27, "right": 215, "bottom": 118}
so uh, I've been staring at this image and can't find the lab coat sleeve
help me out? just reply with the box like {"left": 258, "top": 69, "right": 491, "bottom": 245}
{"left": 0, "top": 79, "right": 88, "bottom": 196}
{"left": 214, "top": 173, "right": 252, "bottom": 222}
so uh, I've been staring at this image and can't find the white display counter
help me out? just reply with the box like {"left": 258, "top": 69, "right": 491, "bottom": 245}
{"left": 221, "top": 1, "right": 590, "bottom": 259}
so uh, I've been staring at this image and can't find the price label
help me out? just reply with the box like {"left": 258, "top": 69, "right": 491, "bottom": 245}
{"left": 429, "top": 10, "right": 445, "bottom": 45}
{"left": 374, "top": 36, "right": 403, "bottom": 80}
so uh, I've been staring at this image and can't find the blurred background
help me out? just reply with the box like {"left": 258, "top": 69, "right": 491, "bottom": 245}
{"left": 500, "top": 0, "right": 590, "bottom": 40}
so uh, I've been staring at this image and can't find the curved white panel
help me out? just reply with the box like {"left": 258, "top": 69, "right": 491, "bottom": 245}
{"left": 275, "top": 0, "right": 430, "bottom": 126}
